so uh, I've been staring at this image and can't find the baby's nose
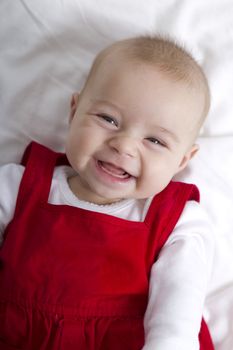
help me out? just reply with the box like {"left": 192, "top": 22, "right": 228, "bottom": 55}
{"left": 108, "top": 135, "right": 138, "bottom": 158}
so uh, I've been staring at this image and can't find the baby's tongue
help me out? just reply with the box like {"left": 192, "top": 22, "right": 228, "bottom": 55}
{"left": 101, "top": 161, "right": 126, "bottom": 175}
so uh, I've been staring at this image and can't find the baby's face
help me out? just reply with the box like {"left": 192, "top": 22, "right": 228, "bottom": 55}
{"left": 66, "top": 57, "right": 203, "bottom": 204}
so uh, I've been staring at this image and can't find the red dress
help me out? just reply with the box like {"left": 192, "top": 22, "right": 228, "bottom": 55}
{"left": 0, "top": 142, "right": 214, "bottom": 350}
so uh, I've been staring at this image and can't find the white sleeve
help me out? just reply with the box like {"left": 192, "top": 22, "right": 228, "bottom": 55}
{"left": 142, "top": 201, "right": 215, "bottom": 350}
{"left": 0, "top": 164, "right": 24, "bottom": 245}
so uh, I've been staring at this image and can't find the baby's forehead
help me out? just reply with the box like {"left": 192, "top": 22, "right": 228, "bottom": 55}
{"left": 93, "top": 50, "right": 203, "bottom": 100}
{"left": 86, "top": 41, "right": 208, "bottom": 130}
{"left": 92, "top": 43, "right": 203, "bottom": 90}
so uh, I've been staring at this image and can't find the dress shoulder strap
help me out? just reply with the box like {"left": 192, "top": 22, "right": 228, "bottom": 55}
{"left": 144, "top": 181, "right": 200, "bottom": 264}
{"left": 14, "top": 141, "right": 68, "bottom": 216}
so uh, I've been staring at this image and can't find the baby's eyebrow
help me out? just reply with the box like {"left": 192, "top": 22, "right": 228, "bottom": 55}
{"left": 155, "top": 127, "right": 180, "bottom": 143}
{"left": 91, "top": 99, "right": 123, "bottom": 113}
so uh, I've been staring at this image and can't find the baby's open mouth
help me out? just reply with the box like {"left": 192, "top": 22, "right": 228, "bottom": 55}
{"left": 98, "top": 160, "right": 131, "bottom": 179}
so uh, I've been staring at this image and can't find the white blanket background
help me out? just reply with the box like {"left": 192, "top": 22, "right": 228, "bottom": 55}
{"left": 0, "top": 1, "right": 233, "bottom": 349}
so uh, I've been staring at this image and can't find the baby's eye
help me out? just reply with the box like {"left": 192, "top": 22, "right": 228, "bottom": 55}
{"left": 146, "top": 137, "right": 166, "bottom": 147}
{"left": 97, "top": 114, "right": 118, "bottom": 127}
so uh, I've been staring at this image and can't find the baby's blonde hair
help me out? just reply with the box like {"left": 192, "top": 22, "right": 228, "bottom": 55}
{"left": 84, "top": 35, "right": 210, "bottom": 128}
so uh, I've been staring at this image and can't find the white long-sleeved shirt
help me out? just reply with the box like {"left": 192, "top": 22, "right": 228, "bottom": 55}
{"left": 0, "top": 163, "right": 215, "bottom": 350}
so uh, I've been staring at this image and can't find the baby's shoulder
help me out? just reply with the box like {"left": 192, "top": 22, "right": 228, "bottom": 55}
{"left": 0, "top": 163, "right": 25, "bottom": 188}
{"left": 0, "top": 163, "right": 26, "bottom": 239}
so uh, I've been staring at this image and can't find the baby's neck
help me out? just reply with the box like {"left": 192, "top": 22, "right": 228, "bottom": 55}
{"left": 68, "top": 175, "right": 126, "bottom": 206}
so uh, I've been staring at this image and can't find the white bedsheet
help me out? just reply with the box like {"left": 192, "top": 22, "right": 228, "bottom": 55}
{"left": 0, "top": 1, "right": 233, "bottom": 349}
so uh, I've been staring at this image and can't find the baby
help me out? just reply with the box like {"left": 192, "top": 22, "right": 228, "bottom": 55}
{"left": 0, "top": 36, "right": 215, "bottom": 350}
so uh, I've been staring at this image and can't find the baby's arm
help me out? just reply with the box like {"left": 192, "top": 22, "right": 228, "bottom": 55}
{"left": 0, "top": 164, "right": 24, "bottom": 245}
{"left": 142, "top": 201, "right": 215, "bottom": 350}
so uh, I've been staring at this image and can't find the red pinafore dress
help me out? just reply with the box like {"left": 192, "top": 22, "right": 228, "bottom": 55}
{"left": 0, "top": 142, "right": 214, "bottom": 350}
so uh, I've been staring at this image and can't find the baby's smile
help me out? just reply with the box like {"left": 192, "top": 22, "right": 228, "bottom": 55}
{"left": 97, "top": 160, "right": 132, "bottom": 179}
{"left": 94, "top": 159, "right": 134, "bottom": 184}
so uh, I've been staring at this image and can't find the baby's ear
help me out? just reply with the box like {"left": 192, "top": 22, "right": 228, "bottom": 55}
{"left": 69, "top": 93, "right": 80, "bottom": 122}
{"left": 177, "top": 144, "right": 199, "bottom": 173}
